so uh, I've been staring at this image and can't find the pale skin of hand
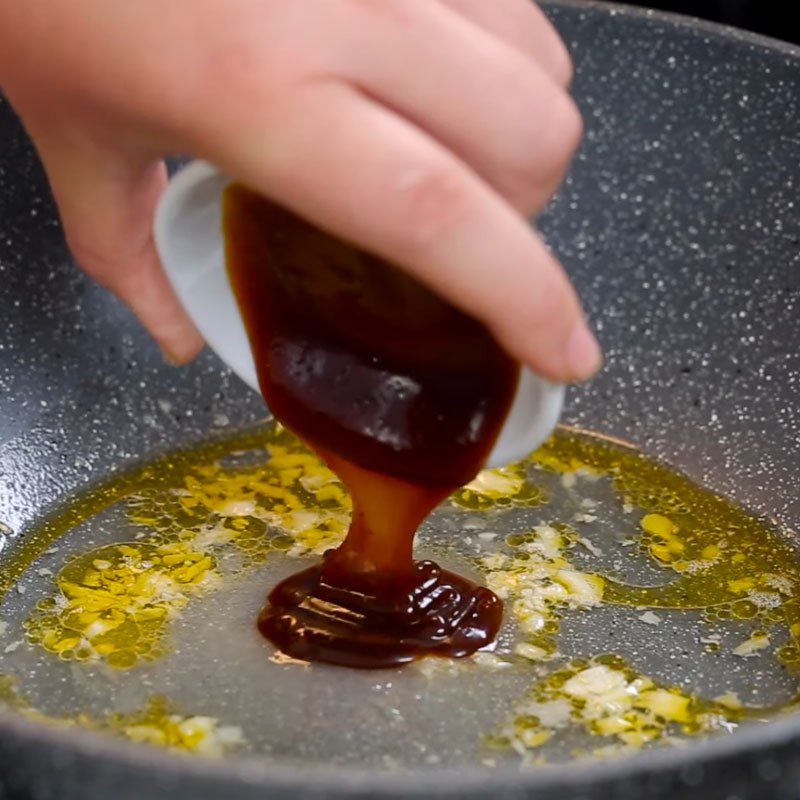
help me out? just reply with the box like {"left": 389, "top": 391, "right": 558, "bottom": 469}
{"left": 0, "top": 0, "right": 601, "bottom": 381}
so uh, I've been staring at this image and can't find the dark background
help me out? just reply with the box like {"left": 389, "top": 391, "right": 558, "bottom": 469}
{"left": 601, "top": 1, "right": 798, "bottom": 44}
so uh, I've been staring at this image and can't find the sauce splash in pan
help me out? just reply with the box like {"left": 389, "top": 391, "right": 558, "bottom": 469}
{"left": 223, "top": 186, "right": 518, "bottom": 668}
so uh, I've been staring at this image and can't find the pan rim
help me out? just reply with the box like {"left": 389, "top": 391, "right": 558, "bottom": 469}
{"left": 3, "top": 690, "right": 800, "bottom": 793}
{"left": 2, "top": 0, "right": 800, "bottom": 794}
{"left": 551, "top": 0, "right": 800, "bottom": 56}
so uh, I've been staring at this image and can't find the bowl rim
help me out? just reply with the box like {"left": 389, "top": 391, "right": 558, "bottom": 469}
{"left": 2, "top": 0, "right": 800, "bottom": 794}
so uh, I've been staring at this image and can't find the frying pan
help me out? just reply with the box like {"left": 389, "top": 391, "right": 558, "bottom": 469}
{"left": 1, "top": 1, "right": 799, "bottom": 798}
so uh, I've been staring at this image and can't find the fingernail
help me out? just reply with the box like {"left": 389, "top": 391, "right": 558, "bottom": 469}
{"left": 565, "top": 323, "right": 602, "bottom": 381}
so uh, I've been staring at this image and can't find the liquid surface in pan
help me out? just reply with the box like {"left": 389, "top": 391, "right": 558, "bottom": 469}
{"left": 2, "top": 425, "right": 800, "bottom": 767}
{"left": 223, "top": 185, "right": 518, "bottom": 668}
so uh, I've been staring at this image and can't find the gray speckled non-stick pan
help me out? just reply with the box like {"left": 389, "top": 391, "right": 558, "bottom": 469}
{"left": 1, "top": 1, "right": 800, "bottom": 798}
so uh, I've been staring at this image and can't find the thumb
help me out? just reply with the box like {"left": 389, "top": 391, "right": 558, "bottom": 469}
{"left": 33, "top": 138, "right": 204, "bottom": 364}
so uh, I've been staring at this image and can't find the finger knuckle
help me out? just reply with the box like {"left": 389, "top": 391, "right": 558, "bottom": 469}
{"left": 548, "top": 38, "right": 574, "bottom": 87}
{"left": 535, "top": 93, "right": 583, "bottom": 181}
{"left": 192, "top": 42, "right": 283, "bottom": 136}
{"left": 494, "top": 139, "right": 548, "bottom": 213}
{"left": 495, "top": 92, "right": 582, "bottom": 212}
{"left": 499, "top": 171, "right": 544, "bottom": 217}
{"left": 208, "top": 43, "right": 269, "bottom": 103}
{"left": 559, "top": 94, "right": 584, "bottom": 153}
{"left": 67, "top": 232, "right": 145, "bottom": 296}
{"left": 66, "top": 235, "right": 116, "bottom": 284}
{"left": 386, "top": 164, "right": 471, "bottom": 258}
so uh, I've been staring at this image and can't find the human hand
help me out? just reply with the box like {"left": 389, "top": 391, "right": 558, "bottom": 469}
{"left": 0, "top": 0, "right": 600, "bottom": 380}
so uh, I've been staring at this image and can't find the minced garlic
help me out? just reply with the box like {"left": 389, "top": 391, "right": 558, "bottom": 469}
{"left": 25, "top": 432, "right": 353, "bottom": 668}
{"left": 480, "top": 523, "right": 604, "bottom": 661}
{"left": 452, "top": 464, "right": 545, "bottom": 510}
{"left": 490, "top": 658, "right": 741, "bottom": 756}
{"left": 0, "top": 680, "right": 243, "bottom": 758}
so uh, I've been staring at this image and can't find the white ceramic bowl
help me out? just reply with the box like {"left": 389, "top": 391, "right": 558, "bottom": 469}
{"left": 154, "top": 161, "right": 564, "bottom": 469}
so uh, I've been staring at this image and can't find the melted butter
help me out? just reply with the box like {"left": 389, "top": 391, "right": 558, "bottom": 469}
{"left": 18, "top": 425, "right": 351, "bottom": 669}
{"left": 25, "top": 541, "right": 220, "bottom": 668}
{"left": 487, "top": 655, "right": 746, "bottom": 761}
{"left": 474, "top": 433, "right": 800, "bottom": 760}
{"left": 532, "top": 433, "right": 800, "bottom": 638}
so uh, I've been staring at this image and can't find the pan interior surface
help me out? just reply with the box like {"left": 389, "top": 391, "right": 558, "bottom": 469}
{"left": 2, "top": 422, "right": 800, "bottom": 771}
{"left": 1, "top": 0, "right": 800, "bottom": 794}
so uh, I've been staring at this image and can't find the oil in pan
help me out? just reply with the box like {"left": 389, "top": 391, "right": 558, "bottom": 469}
{"left": 1, "top": 422, "right": 799, "bottom": 769}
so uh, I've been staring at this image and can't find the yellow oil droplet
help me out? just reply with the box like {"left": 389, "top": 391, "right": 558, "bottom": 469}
{"left": 640, "top": 514, "right": 676, "bottom": 538}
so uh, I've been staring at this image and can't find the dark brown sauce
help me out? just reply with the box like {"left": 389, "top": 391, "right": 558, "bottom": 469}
{"left": 223, "top": 185, "right": 517, "bottom": 668}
